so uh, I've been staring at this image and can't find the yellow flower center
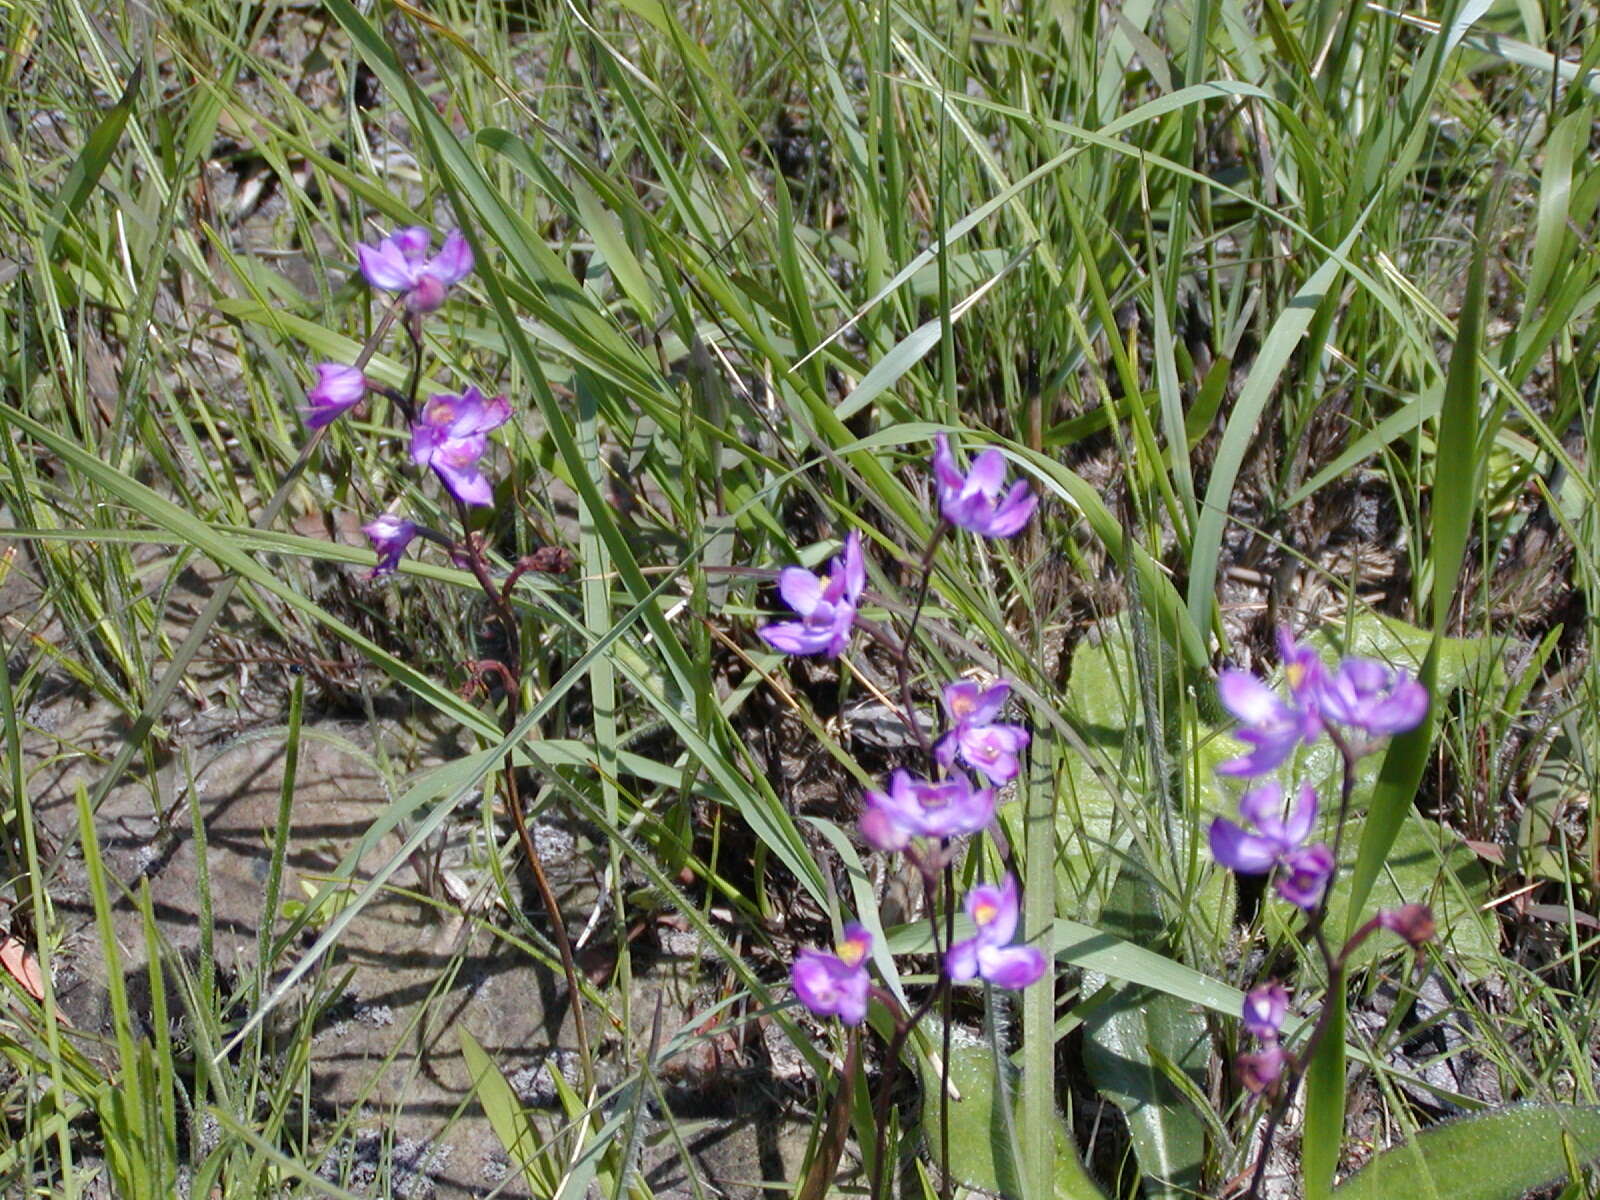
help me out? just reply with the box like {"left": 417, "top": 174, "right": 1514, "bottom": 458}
{"left": 974, "top": 901, "right": 998, "bottom": 926}
{"left": 837, "top": 939, "right": 866, "bottom": 966}
{"left": 1286, "top": 662, "right": 1305, "bottom": 689}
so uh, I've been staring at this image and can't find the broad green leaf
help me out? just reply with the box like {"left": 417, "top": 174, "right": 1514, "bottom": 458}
{"left": 916, "top": 1022, "right": 1104, "bottom": 1200}
{"left": 1428, "top": 184, "right": 1490, "bottom": 633}
{"left": 1053, "top": 619, "right": 1232, "bottom": 922}
{"left": 1081, "top": 869, "right": 1207, "bottom": 1199}
{"left": 1266, "top": 812, "right": 1496, "bottom": 975}
{"left": 1051, "top": 921, "right": 1243, "bottom": 1018}
{"left": 1333, "top": 1105, "right": 1600, "bottom": 1200}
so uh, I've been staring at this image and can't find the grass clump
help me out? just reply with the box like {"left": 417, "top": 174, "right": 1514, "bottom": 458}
{"left": 2, "top": 0, "right": 1600, "bottom": 1197}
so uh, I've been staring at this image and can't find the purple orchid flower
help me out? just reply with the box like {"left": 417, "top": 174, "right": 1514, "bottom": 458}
{"left": 363, "top": 515, "right": 417, "bottom": 579}
{"left": 303, "top": 363, "right": 368, "bottom": 429}
{"left": 1242, "top": 982, "right": 1289, "bottom": 1041}
{"left": 930, "top": 434, "right": 1037, "bottom": 538}
{"left": 758, "top": 532, "right": 864, "bottom": 658}
{"left": 1275, "top": 844, "right": 1334, "bottom": 910}
{"left": 934, "top": 679, "right": 1031, "bottom": 785}
{"left": 1316, "top": 657, "right": 1428, "bottom": 738}
{"left": 357, "top": 227, "right": 474, "bottom": 313}
{"left": 858, "top": 769, "right": 996, "bottom": 851}
{"left": 1209, "top": 781, "right": 1334, "bottom": 911}
{"left": 1218, "top": 629, "right": 1430, "bottom": 773}
{"left": 791, "top": 922, "right": 872, "bottom": 1025}
{"left": 1208, "top": 781, "right": 1319, "bottom": 872}
{"left": 1237, "top": 1043, "right": 1287, "bottom": 1095}
{"left": 1216, "top": 631, "right": 1326, "bottom": 777}
{"left": 410, "top": 387, "right": 512, "bottom": 507}
{"left": 946, "top": 875, "right": 1046, "bottom": 989}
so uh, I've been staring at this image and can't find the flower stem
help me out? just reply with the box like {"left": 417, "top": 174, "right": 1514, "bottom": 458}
{"left": 452, "top": 502, "right": 595, "bottom": 1098}
{"left": 1247, "top": 737, "right": 1360, "bottom": 1198}
{"left": 892, "top": 522, "right": 949, "bottom": 759}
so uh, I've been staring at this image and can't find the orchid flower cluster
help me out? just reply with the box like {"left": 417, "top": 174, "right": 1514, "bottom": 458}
{"left": 761, "top": 435, "right": 1046, "bottom": 1028}
{"left": 294, "top": 226, "right": 597, "bottom": 1075}
{"left": 297, "top": 225, "right": 525, "bottom": 579}
{"left": 1208, "top": 629, "right": 1434, "bottom": 1096}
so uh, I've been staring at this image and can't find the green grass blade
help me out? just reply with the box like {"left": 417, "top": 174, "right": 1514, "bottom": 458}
{"left": 1186, "top": 218, "right": 1366, "bottom": 641}
{"left": 1302, "top": 985, "right": 1348, "bottom": 1200}
{"left": 38, "top": 63, "right": 142, "bottom": 263}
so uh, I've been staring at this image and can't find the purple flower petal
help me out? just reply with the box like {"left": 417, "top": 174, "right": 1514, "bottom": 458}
{"left": 391, "top": 227, "right": 431, "bottom": 258}
{"left": 759, "top": 619, "right": 836, "bottom": 656}
{"left": 834, "top": 980, "right": 869, "bottom": 1024}
{"left": 357, "top": 228, "right": 470, "bottom": 309}
{"left": 448, "top": 387, "right": 511, "bottom": 436}
{"left": 303, "top": 363, "right": 368, "bottom": 429}
{"left": 965, "top": 449, "right": 1007, "bottom": 496}
{"left": 966, "top": 875, "right": 1020, "bottom": 946}
{"left": 837, "top": 922, "right": 872, "bottom": 965}
{"left": 1242, "top": 982, "right": 1289, "bottom": 1040}
{"left": 950, "top": 876, "right": 1044, "bottom": 989}
{"left": 1364, "top": 681, "right": 1428, "bottom": 733}
{"left": 968, "top": 681, "right": 1010, "bottom": 725}
{"left": 840, "top": 531, "right": 865, "bottom": 601}
{"left": 759, "top": 535, "right": 861, "bottom": 659}
{"left": 406, "top": 275, "right": 447, "bottom": 313}
{"left": 942, "top": 681, "right": 983, "bottom": 721}
{"left": 977, "top": 943, "right": 1046, "bottom": 989}
{"left": 946, "top": 936, "right": 981, "bottom": 982}
{"left": 1236, "top": 782, "right": 1287, "bottom": 833}
{"left": 1275, "top": 844, "right": 1334, "bottom": 909}
{"left": 954, "top": 723, "right": 1029, "bottom": 784}
{"left": 362, "top": 515, "right": 417, "bottom": 578}
{"left": 1277, "top": 630, "right": 1326, "bottom": 699}
{"left": 410, "top": 422, "right": 443, "bottom": 468}
{"left": 865, "top": 770, "right": 995, "bottom": 840}
{"left": 931, "top": 436, "right": 1037, "bottom": 537}
{"left": 429, "top": 434, "right": 493, "bottom": 506}
{"left": 777, "top": 567, "right": 824, "bottom": 616}
{"left": 1208, "top": 816, "right": 1282, "bottom": 874}
{"left": 1237, "top": 1044, "right": 1287, "bottom": 1094}
{"left": 984, "top": 481, "right": 1038, "bottom": 537}
{"left": 931, "top": 433, "right": 964, "bottom": 491}
{"left": 1215, "top": 727, "right": 1302, "bottom": 778}
{"left": 1279, "top": 781, "right": 1319, "bottom": 847}
{"left": 1217, "top": 670, "right": 1291, "bottom": 727}
{"left": 358, "top": 241, "right": 420, "bottom": 291}
{"left": 859, "top": 798, "right": 911, "bottom": 852}
{"left": 427, "top": 230, "right": 475, "bottom": 286}
{"left": 791, "top": 949, "right": 869, "bottom": 1025}
{"left": 1312, "top": 654, "right": 1428, "bottom": 739}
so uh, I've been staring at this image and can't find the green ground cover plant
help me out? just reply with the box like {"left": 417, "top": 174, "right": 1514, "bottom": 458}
{"left": 4, "top": 0, "right": 1600, "bottom": 1195}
